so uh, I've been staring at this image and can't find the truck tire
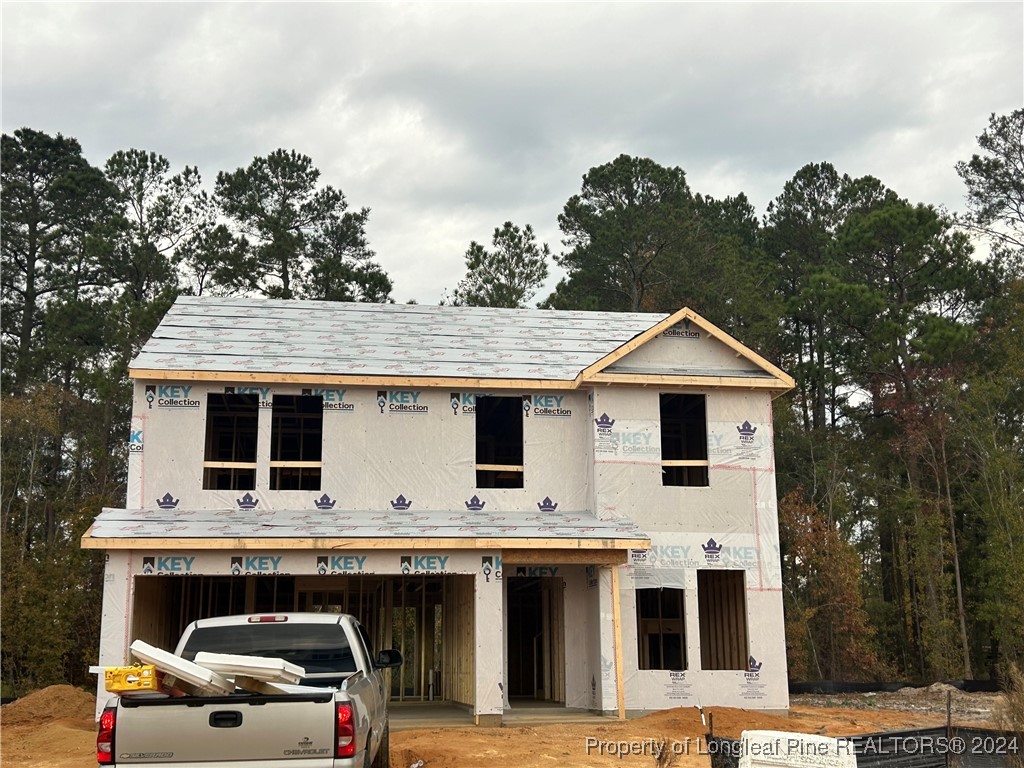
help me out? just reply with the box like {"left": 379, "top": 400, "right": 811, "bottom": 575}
{"left": 370, "top": 722, "right": 390, "bottom": 768}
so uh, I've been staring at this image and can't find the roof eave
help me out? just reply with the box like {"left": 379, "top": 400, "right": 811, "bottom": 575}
{"left": 128, "top": 368, "right": 580, "bottom": 390}
{"left": 81, "top": 535, "right": 651, "bottom": 551}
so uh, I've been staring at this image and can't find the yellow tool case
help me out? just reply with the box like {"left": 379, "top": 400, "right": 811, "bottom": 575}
{"left": 104, "top": 665, "right": 161, "bottom": 693}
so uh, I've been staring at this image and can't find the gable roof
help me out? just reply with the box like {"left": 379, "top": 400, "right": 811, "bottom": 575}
{"left": 130, "top": 297, "right": 793, "bottom": 393}
{"left": 577, "top": 307, "right": 795, "bottom": 392}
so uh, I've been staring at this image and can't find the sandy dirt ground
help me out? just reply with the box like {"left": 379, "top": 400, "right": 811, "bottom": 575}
{"left": 0, "top": 684, "right": 1005, "bottom": 768}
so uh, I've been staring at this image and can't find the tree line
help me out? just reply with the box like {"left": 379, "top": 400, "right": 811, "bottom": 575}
{"left": 1, "top": 109, "right": 1021, "bottom": 695}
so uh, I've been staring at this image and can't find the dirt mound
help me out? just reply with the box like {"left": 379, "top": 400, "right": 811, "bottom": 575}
{"left": 1, "top": 685, "right": 96, "bottom": 726}
{"left": 634, "top": 705, "right": 798, "bottom": 737}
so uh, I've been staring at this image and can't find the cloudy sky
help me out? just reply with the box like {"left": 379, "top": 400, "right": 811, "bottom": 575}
{"left": 3, "top": 2, "right": 1021, "bottom": 304}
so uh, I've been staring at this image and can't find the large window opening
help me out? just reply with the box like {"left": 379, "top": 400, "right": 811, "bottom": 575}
{"left": 636, "top": 588, "right": 686, "bottom": 670}
{"left": 203, "top": 393, "right": 258, "bottom": 489}
{"left": 697, "top": 570, "right": 749, "bottom": 670}
{"left": 660, "top": 393, "right": 709, "bottom": 487}
{"left": 270, "top": 395, "right": 323, "bottom": 490}
{"left": 475, "top": 395, "right": 523, "bottom": 488}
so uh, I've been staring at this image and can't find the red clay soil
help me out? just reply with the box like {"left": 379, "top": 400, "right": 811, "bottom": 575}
{"left": 0, "top": 685, "right": 1003, "bottom": 768}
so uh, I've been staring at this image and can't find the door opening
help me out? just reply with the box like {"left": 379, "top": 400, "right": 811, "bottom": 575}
{"left": 506, "top": 576, "right": 565, "bottom": 704}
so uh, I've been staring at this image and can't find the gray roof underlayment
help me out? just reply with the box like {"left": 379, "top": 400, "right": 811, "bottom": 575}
{"left": 88, "top": 506, "right": 650, "bottom": 542}
{"left": 130, "top": 296, "right": 667, "bottom": 381}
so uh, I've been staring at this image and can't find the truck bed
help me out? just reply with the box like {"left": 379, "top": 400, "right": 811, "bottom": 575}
{"left": 113, "top": 691, "right": 337, "bottom": 765}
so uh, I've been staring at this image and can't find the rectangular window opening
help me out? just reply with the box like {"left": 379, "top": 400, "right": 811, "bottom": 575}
{"left": 697, "top": 570, "right": 749, "bottom": 670}
{"left": 203, "top": 393, "right": 259, "bottom": 490}
{"left": 660, "top": 393, "right": 709, "bottom": 487}
{"left": 475, "top": 396, "right": 523, "bottom": 489}
{"left": 271, "top": 395, "right": 323, "bottom": 491}
{"left": 636, "top": 588, "right": 686, "bottom": 670}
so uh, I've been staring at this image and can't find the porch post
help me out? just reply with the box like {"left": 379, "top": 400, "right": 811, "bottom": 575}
{"left": 94, "top": 551, "right": 134, "bottom": 720}
{"left": 609, "top": 564, "right": 626, "bottom": 719}
{"left": 474, "top": 568, "right": 504, "bottom": 726}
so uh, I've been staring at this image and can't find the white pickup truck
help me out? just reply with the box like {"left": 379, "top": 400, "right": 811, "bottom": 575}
{"left": 97, "top": 613, "right": 402, "bottom": 768}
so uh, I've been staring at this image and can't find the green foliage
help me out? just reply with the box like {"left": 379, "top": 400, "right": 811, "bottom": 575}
{"left": 548, "top": 154, "right": 694, "bottom": 312}
{"left": 762, "top": 163, "right": 899, "bottom": 431}
{"left": 546, "top": 157, "right": 782, "bottom": 354}
{"left": 0, "top": 389, "right": 106, "bottom": 695}
{"left": 176, "top": 223, "right": 250, "bottom": 296}
{"left": 1, "top": 128, "right": 119, "bottom": 394}
{"left": 103, "top": 149, "right": 208, "bottom": 301}
{"left": 214, "top": 149, "right": 391, "bottom": 301}
{"left": 957, "top": 108, "right": 1024, "bottom": 253}
{"left": 449, "top": 221, "right": 550, "bottom": 308}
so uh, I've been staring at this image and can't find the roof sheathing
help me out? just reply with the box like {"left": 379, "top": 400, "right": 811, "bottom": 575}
{"left": 81, "top": 506, "right": 651, "bottom": 551}
{"left": 130, "top": 297, "right": 663, "bottom": 384}
{"left": 129, "top": 297, "right": 793, "bottom": 393}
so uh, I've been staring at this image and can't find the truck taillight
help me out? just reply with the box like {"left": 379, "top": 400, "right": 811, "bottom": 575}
{"left": 335, "top": 702, "right": 356, "bottom": 758}
{"left": 97, "top": 706, "right": 116, "bottom": 764}
{"left": 247, "top": 615, "right": 287, "bottom": 623}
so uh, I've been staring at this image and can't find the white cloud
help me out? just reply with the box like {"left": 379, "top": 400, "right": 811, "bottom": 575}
{"left": 2, "top": 1, "right": 1021, "bottom": 304}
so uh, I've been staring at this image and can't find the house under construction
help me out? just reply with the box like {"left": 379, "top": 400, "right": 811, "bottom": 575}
{"left": 83, "top": 296, "right": 794, "bottom": 722}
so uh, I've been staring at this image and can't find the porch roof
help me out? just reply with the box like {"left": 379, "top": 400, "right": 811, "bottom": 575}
{"left": 81, "top": 506, "right": 651, "bottom": 551}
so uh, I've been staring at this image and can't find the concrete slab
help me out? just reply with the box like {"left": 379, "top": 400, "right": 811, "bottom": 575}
{"left": 389, "top": 700, "right": 614, "bottom": 730}
{"left": 504, "top": 706, "right": 613, "bottom": 726}
{"left": 389, "top": 702, "right": 476, "bottom": 731}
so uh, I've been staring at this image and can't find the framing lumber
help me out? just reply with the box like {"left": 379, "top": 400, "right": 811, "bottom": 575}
{"left": 502, "top": 549, "right": 628, "bottom": 565}
{"left": 585, "top": 373, "right": 791, "bottom": 390}
{"left": 130, "top": 368, "right": 579, "bottom": 390}
{"left": 475, "top": 463, "right": 525, "bottom": 472}
{"left": 609, "top": 564, "right": 626, "bottom": 719}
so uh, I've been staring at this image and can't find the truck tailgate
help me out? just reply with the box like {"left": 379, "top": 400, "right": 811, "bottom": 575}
{"left": 115, "top": 693, "right": 337, "bottom": 764}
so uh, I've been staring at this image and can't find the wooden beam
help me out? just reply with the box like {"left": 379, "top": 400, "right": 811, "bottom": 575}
{"left": 609, "top": 564, "right": 626, "bottom": 720}
{"left": 129, "top": 368, "right": 579, "bottom": 390}
{"left": 502, "top": 549, "right": 627, "bottom": 565}
{"left": 81, "top": 535, "right": 651, "bottom": 551}
{"left": 585, "top": 373, "right": 791, "bottom": 390}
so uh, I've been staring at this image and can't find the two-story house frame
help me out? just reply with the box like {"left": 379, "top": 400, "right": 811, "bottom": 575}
{"left": 83, "top": 296, "right": 794, "bottom": 722}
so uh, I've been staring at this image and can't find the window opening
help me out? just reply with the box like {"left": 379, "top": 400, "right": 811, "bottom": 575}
{"left": 636, "top": 588, "right": 686, "bottom": 670}
{"left": 203, "top": 393, "right": 258, "bottom": 489}
{"left": 270, "top": 395, "right": 323, "bottom": 490}
{"left": 475, "top": 396, "right": 524, "bottom": 488}
{"left": 660, "top": 393, "right": 709, "bottom": 486}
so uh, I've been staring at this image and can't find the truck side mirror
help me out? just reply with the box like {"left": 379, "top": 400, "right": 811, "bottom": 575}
{"left": 375, "top": 649, "right": 403, "bottom": 669}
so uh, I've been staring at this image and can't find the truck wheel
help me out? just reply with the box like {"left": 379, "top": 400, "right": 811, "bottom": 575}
{"left": 370, "top": 722, "right": 390, "bottom": 768}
